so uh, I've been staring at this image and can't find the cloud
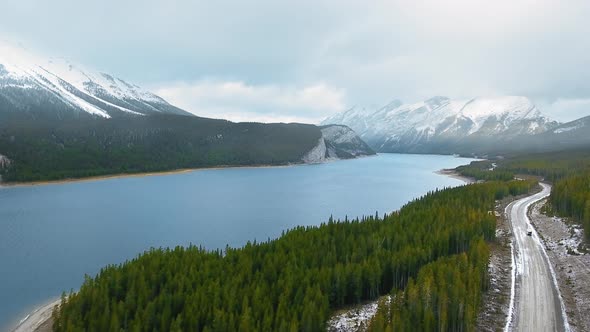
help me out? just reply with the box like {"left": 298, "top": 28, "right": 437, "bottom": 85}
{"left": 539, "top": 98, "right": 590, "bottom": 122}
{"left": 155, "top": 81, "right": 347, "bottom": 123}
{"left": 2, "top": 0, "right": 590, "bottom": 122}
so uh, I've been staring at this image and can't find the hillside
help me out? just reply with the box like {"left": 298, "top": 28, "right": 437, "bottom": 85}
{"left": 52, "top": 179, "right": 534, "bottom": 331}
{"left": 0, "top": 42, "right": 374, "bottom": 182}
{"left": 0, "top": 41, "right": 191, "bottom": 120}
{"left": 0, "top": 116, "right": 373, "bottom": 183}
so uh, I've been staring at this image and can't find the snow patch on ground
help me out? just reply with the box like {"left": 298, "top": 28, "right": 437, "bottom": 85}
{"left": 327, "top": 299, "right": 384, "bottom": 332}
{"left": 530, "top": 200, "right": 589, "bottom": 331}
{"left": 505, "top": 240, "right": 517, "bottom": 332}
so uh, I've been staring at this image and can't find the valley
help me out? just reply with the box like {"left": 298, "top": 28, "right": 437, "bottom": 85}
{"left": 2, "top": 8, "right": 590, "bottom": 330}
{"left": 1, "top": 154, "right": 472, "bottom": 331}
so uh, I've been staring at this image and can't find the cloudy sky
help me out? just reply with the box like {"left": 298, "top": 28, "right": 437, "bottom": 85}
{"left": 2, "top": 0, "right": 590, "bottom": 123}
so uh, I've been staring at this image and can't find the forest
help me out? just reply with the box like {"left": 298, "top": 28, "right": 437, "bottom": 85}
{"left": 551, "top": 171, "right": 590, "bottom": 240}
{"left": 368, "top": 238, "right": 489, "bottom": 332}
{"left": 457, "top": 149, "right": 590, "bottom": 239}
{"left": 52, "top": 180, "right": 534, "bottom": 331}
{"left": 0, "top": 115, "right": 322, "bottom": 182}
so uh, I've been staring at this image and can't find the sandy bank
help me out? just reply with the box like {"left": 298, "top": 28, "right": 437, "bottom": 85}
{"left": 11, "top": 299, "right": 60, "bottom": 332}
{"left": 0, "top": 164, "right": 295, "bottom": 188}
{"left": 436, "top": 168, "right": 475, "bottom": 184}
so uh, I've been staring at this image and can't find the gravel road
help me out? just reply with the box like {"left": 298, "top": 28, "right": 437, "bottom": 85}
{"left": 506, "top": 183, "right": 569, "bottom": 332}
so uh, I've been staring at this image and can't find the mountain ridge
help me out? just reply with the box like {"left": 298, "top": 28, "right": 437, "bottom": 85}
{"left": 0, "top": 42, "right": 375, "bottom": 182}
{"left": 322, "top": 96, "right": 560, "bottom": 154}
{"left": 0, "top": 40, "right": 192, "bottom": 120}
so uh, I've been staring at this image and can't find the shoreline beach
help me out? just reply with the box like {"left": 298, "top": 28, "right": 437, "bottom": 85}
{"left": 436, "top": 168, "right": 475, "bottom": 184}
{"left": 11, "top": 299, "right": 60, "bottom": 332}
{"left": 0, "top": 163, "right": 296, "bottom": 188}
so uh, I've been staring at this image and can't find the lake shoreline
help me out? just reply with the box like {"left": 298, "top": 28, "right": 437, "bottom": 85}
{"left": 11, "top": 299, "right": 59, "bottom": 332}
{"left": 5, "top": 154, "right": 470, "bottom": 330}
{"left": 0, "top": 154, "right": 383, "bottom": 188}
{"left": 436, "top": 168, "right": 475, "bottom": 184}
{"left": 0, "top": 164, "right": 298, "bottom": 188}
{"left": 0, "top": 154, "right": 466, "bottom": 189}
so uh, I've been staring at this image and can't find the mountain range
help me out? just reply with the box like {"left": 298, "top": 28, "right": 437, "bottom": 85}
{"left": 1, "top": 39, "right": 589, "bottom": 182}
{"left": 0, "top": 41, "right": 374, "bottom": 182}
{"left": 322, "top": 96, "right": 589, "bottom": 156}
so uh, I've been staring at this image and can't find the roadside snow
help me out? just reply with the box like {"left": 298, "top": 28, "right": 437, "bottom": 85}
{"left": 504, "top": 241, "right": 517, "bottom": 332}
{"left": 530, "top": 199, "right": 587, "bottom": 331}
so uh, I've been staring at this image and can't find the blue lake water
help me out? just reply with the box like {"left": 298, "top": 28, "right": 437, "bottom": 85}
{"left": 0, "top": 153, "right": 474, "bottom": 329}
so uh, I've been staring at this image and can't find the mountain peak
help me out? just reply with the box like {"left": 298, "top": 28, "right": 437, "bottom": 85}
{"left": 425, "top": 96, "right": 450, "bottom": 108}
{"left": 383, "top": 99, "right": 403, "bottom": 109}
{"left": 322, "top": 96, "right": 559, "bottom": 153}
{"left": 0, "top": 41, "right": 192, "bottom": 120}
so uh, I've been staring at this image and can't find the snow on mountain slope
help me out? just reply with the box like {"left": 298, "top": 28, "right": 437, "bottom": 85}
{"left": 321, "top": 125, "right": 375, "bottom": 157}
{"left": 0, "top": 40, "right": 191, "bottom": 119}
{"left": 459, "top": 96, "right": 546, "bottom": 134}
{"left": 322, "top": 96, "right": 559, "bottom": 153}
{"left": 552, "top": 116, "right": 586, "bottom": 134}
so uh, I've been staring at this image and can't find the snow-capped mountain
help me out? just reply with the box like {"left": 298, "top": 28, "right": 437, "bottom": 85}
{"left": 0, "top": 41, "right": 191, "bottom": 120}
{"left": 322, "top": 96, "right": 559, "bottom": 154}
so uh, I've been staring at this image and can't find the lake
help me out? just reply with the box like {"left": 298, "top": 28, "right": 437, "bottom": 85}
{"left": 0, "top": 153, "right": 474, "bottom": 330}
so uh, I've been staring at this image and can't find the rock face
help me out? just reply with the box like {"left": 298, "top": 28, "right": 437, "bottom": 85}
{"left": 0, "top": 41, "right": 191, "bottom": 121}
{"left": 322, "top": 96, "right": 559, "bottom": 154}
{"left": 0, "top": 42, "right": 378, "bottom": 181}
{"left": 0, "top": 154, "right": 10, "bottom": 168}
{"left": 320, "top": 125, "right": 375, "bottom": 158}
{"left": 301, "top": 125, "right": 375, "bottom": 163}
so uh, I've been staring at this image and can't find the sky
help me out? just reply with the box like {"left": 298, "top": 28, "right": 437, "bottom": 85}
{"left": 1, "top": 0, "right": 589, "bottom": 123}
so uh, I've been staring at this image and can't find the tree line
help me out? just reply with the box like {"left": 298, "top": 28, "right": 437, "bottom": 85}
{"left": 551, "top": 172, "right": 590, "bottom": 240}
{"left": 0, "top": 115, "right": 321, "bottom": 183}
{"left": 369, "top": 237, "right": 489, "bottom": 331}
{"left": 457, "top": 149, "right": 590, "bottom": 240}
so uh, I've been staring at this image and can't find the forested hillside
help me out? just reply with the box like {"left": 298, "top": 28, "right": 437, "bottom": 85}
{"left": 456, "top": 149, "right": 590, "bottom": 239}
{"left": 52, "top": 180, "right": 534, "bottom": 331}
{"left": 369, "top": 240, "right": 489, "bottom": 331}
{"left": 551, "top": 172, "right": 590, "bottom": 240}
{"left": 0, "top": 115, "right": 322, "bottom": 182}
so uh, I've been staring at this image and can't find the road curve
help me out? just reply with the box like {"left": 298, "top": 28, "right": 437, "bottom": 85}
{"left": 505, "top": 183, "right": 569, "bottom": 332}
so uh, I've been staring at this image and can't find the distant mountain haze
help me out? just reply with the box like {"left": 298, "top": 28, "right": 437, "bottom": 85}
{"left": 321, "top": 96, "right": 587, "bottom": 155}
{"left": 1, "top": 40, "right": 587, "bottom": 162}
